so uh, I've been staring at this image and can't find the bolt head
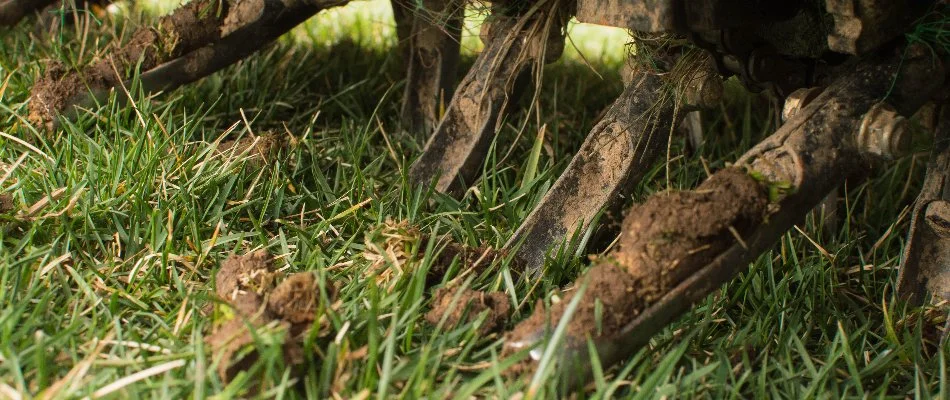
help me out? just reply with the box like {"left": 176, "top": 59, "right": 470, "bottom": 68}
{"left": 857, "top": 102, "right": 911, "bottom": 159}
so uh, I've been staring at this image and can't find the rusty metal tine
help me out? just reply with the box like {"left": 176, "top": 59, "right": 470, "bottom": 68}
{"left": 408, "top": 6, "right": 567, "bottom": 194}
{"left": 43, "top": 0, "right": 350, "bottom": 128}
{"left": 408, "top": 17, "right": 536, "bottom": 194}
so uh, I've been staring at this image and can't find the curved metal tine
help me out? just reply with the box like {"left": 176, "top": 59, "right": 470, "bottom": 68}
{"left": 504, "top": 68, "right": 676, "bottom": 272}
{"left": 898, "top": 104, "right": 950, "bottom": 306}
{"left": 504, "top": 53, "right": 943, "bottom": 387}
{"left": 132, "top": 0, "right": 333, "bottom": 95}
{"left": 45, "top": 0, "right": 351, "bottom": 128}
{"left": 408, "top": 2, "right": 567, "bottom": 195}
{"left": 505, "top": 55, "right": 723, "bottom": 272}
{"left": 395, "top": 0, "right": 463, "bottom": 135}
{"left": 31, "top": 0, "right": 229, "bottom": 128}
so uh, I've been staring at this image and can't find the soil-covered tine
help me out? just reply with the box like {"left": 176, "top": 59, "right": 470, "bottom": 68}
{"left": 503, "top": 49, "right": 945, "bottom": 388}
{"left": 408, "top": 0, "right": 569, "bottom": 195}
{"left": 29, "top": 0, "right": 231, "bottom": 129}
{"left": 504, "top": 51, "right": 722, "bottom": 272}
{"left": 59, "top": 0, "right": 350, "bottom": 123}
{"left": 29, "top": 0, "right": 352, "bottom": 129}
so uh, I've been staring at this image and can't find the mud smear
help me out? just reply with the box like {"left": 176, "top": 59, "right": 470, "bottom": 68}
{"left": 507, "top": 168, "right": 769, "bottom": 343}
{"left": 206, "top": 249, "right": 336, "bottom": 383}
{"left": 426, "top": 287, "right": 511, "bottom": 334}
{"left": 221, "top": 0, "right": 264, "bottom": 36}
{"left": 29, "top": 0, "right": 227, "bottom": 128}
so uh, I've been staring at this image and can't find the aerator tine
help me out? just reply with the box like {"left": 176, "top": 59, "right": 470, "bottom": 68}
{"left": 28, "top": 0, "right": 350, "bottom": 130}
{"left": 503, "top": 49, "right": 945, "bottom": 386}
{"left": 408, "top": 0, "right": 572, "bottom": 194}
{"left": 27, "top": 0, "right": 464, "bottom": 133}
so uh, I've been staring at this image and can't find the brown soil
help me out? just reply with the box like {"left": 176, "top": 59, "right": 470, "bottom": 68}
{"left": 0, "top": 194, "right": 13, "bottom": 213}
{"left": 269, "top": 272, "right": 327, "bottom": 327}
{"left": 215, "top": 249, "right": 280, "bottom": 302}
{"left": 507, "top": 168, "right": 769, "bottom": 343}
{"left": 29, "top": 0, "right": 227, "bottom": 128}
{"left": 425, "top": 287, "right": 511, "bottom": 334}
{"left": 207, "top": 250, "right": 336, "bottom": 383}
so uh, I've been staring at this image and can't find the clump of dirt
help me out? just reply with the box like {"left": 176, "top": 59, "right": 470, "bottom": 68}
{"left": 507, "top": 168, "right": 769, "bottom": 346}
{"left": 0, "top": 194, "right": 13, "bottom": 214}
{"left": 268, "top": 272, "right": 326, "bottom": 330}
{"left": 427, "top": 241, "right": 510, "bottom": 287}
{"left": 207, "top": 249, "right": 337, "bottom": 383}
{"left": 425, "top": 287, "right": 511, "bottom": 334}
{"left": 216, "top": 131, "right": 286, "bottom": 167}
{"left": 215, "top": 249, "right": 280, "bottom": 304}
{"left": 359, "top": 220, "right": 514, "bottom": 332}
{"left": 29, "top": 0, "right": 227, "bottom": 128}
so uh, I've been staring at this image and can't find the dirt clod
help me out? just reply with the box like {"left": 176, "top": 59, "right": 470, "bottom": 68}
{"left": 207, "top": 250, "right": 336, "bottom": 384}
{"left": 507, "top": 168, "right": 769, "bottom": 344}
{"left": 215, "top": 249, "right": 280, "bottom": 301}
{"left": 362, "top": 219, "right": 513, "bottom": 289}
{"left": 0, "top": 194, "right": 13, "bottom": 213}
{"left": 268, "top": 272, "right": 325, "bottom": 325}
{"left": 426, "top": 287, "right": 511, "bottom": 334}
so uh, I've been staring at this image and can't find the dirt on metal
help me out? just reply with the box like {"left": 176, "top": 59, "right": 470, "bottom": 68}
{"left": 425, "top": 287, "right": 511, "bottom": 334}
{"left": 408, "top": 8, "right": 568, "bottom": 194}
{"left": 207, "top": 249, "right": 336, "bottom": 382}
{"left": 29, "top": 0, "right": 227, "bottom": 127}
{"left": 507, "top": 168, "right": 768, "bottom": 341}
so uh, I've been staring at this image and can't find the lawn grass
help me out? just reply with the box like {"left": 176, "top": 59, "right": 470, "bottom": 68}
{"left": 0, "top": 0, "right": 948, "bottom": 398}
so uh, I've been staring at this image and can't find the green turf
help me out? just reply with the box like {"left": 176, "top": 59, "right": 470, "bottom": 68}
{"left": 0, "top": 1, "right": 948, "bottom": 398}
